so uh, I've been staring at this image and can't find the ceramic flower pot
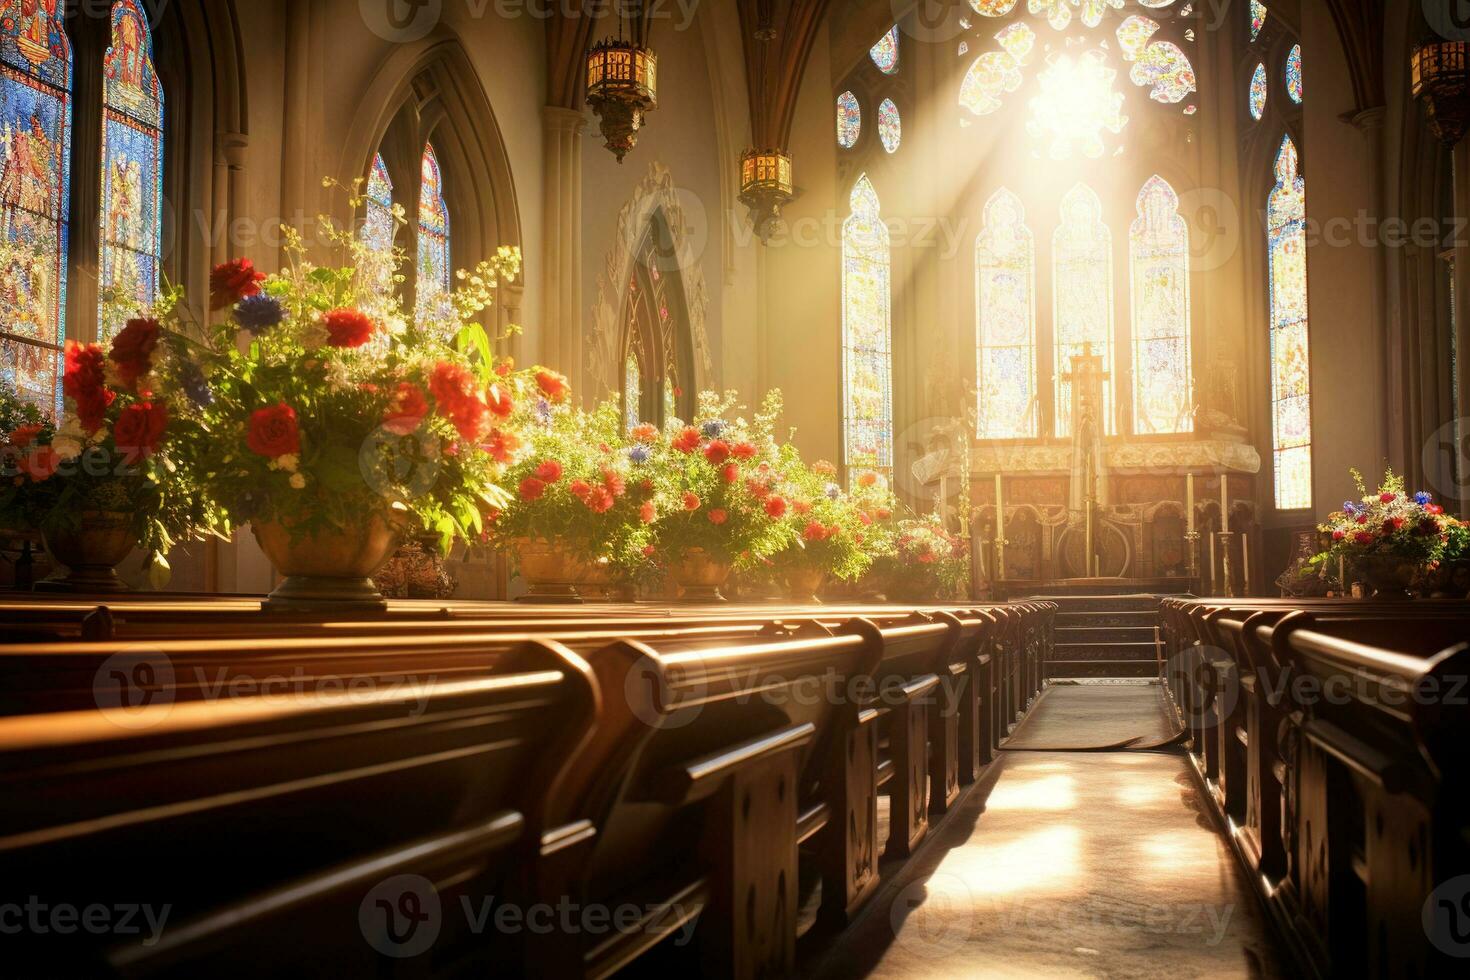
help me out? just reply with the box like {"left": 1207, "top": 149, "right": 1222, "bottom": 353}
{"left": 513, "top": 538, "right": 585, "bottom": 604}
{"left": 253, "top": 515, "right": 402, "bottom": 612}
{"left": 671, "top": 547, "right": 731, "bottom": 603}
{"left": 1353, "top": 556, "right": 1420, "bottom": 601}
{"left": 783, "top": 565, "right": 826, "bottom": 604}
{"left": 38, "top": 511, "right": 135, "bottom": 593}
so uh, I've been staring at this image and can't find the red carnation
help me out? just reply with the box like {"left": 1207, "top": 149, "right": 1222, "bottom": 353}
{"left": 570, "top": 479, "right": 592, "bottom": 499}
{"left": 485, "top": 428, "right": 520, "bottom": 463}
{"left": 63, "top": 341, "right": 114, "bottom": 435}
{"left": 1380, "top": 492, "right": 1396, "bottom": 503}
{"left": 584, "top": 487, "right": 615, "bottom": 514}
{"left": 746, "top": 478, "right": 770, "bottom": 499}
{"left": 323, "top": 308, "right": 376, "bottom": 348}
{"left": 683, "top": 492, "right": 701, "bottom": 511}
{"left": 704, "top": 440, "right": 731, "bottom": 465}
{"left": 519, "top": 477, "right": 546, "bottom": 501}
{"left": 382, "top": 383, "right": 429, "bottom": 435}
{"left": 430, "top": 362, "right": 491, "bottom": 443}
{"left": 640, "top": 501, "right": 656, "bottom": 524}
{"left": 602, "top": 466, "right": 626, "bottom": 498}
{"left": 731, "top": 442, "right": 757, "bottom": 460}
{"left": 210, "top": 258, "right": 266, "bottom": 309}
{"left": 631, "top": 423, "right": 658, "bottom": 444}
{"left": 109, "top": 317, "right": 161, "bottom": 392}
{"left": 672, "top": 427, "right": 701, "bottom": 454}
{"left": 708, "top": 508, "right": 728, "bottom": 525}
{"left": 535, "top": 460, "right": 564, "bottom": 483}
{"left": 765, "top": 496, "right": 788, "bottom": 519}
{"left": 721, "top": 463, "right": 739, "bottom": 484}
{"left": 803, "top": 521, "right": 828, "bottom": 542}
{"left": 246, "top": 402, "right": 300, "bottom": 458}
{"left": 113, "top": 401, "right": 169, "bottom": 465}
{"left": 486, "top": 383, "right": 514, "bottom": 419}
{"left": 1331, "top": 530, "right": 1346, "bottom": 542}
{"left": 536, "top": 368, "right": 571, "bottom": 403}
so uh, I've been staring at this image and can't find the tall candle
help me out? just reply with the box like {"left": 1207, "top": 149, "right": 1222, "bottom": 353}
{"left": 995, "top": 474, "right": 1004, "bottom": 536}
{"left": 1186, "top": 474, "right": 1195, "bottom": 534}
{"left": 1220, "top": 473, "right": 1229, "bottom": 531}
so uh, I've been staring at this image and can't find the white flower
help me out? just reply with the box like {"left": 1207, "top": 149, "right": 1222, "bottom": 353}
{"left": 51, "top": 436, "right": 83, "bottom": 461}
{"left": 289, "top": 473, "right": 306, "bottom": 490}
{"left": 269, "top": 453, "right": 299, "bottom": 473}
{"left": 322, "top": 359, "right": 349, "bottom": 390}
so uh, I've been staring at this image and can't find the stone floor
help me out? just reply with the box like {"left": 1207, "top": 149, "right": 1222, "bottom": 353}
{"left": 808, "top": 685, "right": 1289, "bottom": 979}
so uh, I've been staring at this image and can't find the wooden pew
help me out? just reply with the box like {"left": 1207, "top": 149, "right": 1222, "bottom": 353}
{"left": 0, "top": 640, "right": 597, "bottom": 976}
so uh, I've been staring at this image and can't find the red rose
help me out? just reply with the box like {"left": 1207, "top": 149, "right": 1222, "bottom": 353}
{"left": 732, "top": 442, "right": 757, "bottom": 460}
{"left": 210, "top": 259, "right": 266, "bottom": 309}
{"left": 485, "top": 428, "right": 520, "bottom": 463}
{"left": 683, "top": 492, "right": 701, "bottom": 511}
{"left": 672, "top": 427, "right": 701, "bottom": 453}
{"left": 8, "top": 424, "right": 43, "bottom": 449}
{"left": 640, "top": 501, "right": 656, "bottom": 523}
{"left": 486, "top": 383, "right": 514, "bottom": 419}
{"left": 721, "top": 463, "right": 739, "bottom": 484}
{"left": 246, "top": 402, "right": 300, "bottom": 457}
{"left": 323, "top": 308, "right": 376, "bottom": 348}
{"left": 63, "top": 341, "right": 114, "bottom": 435}
{"left": 382, "top": 382, "right": 429, "bottom": 435}
{"left": 704, "top": 440, "right": 730, "bottom": 465}
{"left": 536, "top": 460, "right": 564, "bottom": 483}
{"left": 430, "top": 362, "right": 491, "bottom": 443}
{"left": 109, "top": 317, "right": 161, "bottom": 392}
{"left": 21, "top": 446, "right": 61, "bottom": 482}
{"left": 519, "top": 477, "right": 546, "bottom": 501}
{"left": 765, "top": 496, "right": 788, "bottom": 519}
{"left": 1331, "top": 530, "right": 1346, "bottom": 541}
{"left": 708, "top": 508, "right": 728, "bottom": 525}
{"left": 112, "top": 401, "right": 169, "bottom": 465}
{"left": 536, "top": 368, "right": 571, "bottom": 403}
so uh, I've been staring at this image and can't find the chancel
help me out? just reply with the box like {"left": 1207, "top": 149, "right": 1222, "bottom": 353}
{"left": 0, "top": 1, "right": 1467, "bottom": 977}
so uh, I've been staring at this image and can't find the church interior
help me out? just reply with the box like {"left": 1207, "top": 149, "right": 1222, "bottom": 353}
{"left": 0, "top": 0, "right": 1467, "bottom": 976}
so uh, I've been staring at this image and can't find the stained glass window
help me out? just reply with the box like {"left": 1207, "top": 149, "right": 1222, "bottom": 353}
{"left": 99, "top": 0, "right": 163, "bottom": 342}
{"left": 1130, "top": 176, "right": 1193, "bottom": 435}
{"left": 976, "top": 189, "right": 1037, "bottom": 440}
{"left": 1268, "top": 136, "right": 1313, "bottom": 510}
{"left": 1053, "top": 184, "right": 1114, "bottom": 437}
{"left": 1029, "top": 0, "right": 1073, "bottom": 31}
{"left": 841, "top": 176, "right": 892, "bottom": 484}
{"left": 1285, "top": 44, "right": 1303, "bottom": 103}
{"left": 878, "top": 99, "right": 901, "bottom": 153}
{"left": 959, "top": 23, "right": 1035, "bottom": 118}
{"left": 1248, "top": 62, "right": 1267, "bottom": 120}
{"left": 837, "top": 91, "right": 861, "bottom": 149}
{"left": 364, "top": 153, "right": 393, "bottom": 251}
{"left": 624, "top": 352, "right": 641, "bottom": 431}
{"left": 870, "top": 25, "right": 899, "bottom": 75}
{"left": 970, "top": 0, "right": 1018, "bottom": 15}
{"left": 416, "top": 143, "right": 450, "bottom": 322}
{"left": 1250, "top": 1, "right": 1267, "bottom": 42}
{"left": 1117, "top": 15, "right": 1196, "bottom": 105}
{"left": 0, "top": 3, "right": 70, "bottom": 417}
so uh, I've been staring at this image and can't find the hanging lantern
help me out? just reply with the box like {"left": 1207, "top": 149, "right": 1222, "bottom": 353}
{"left": 586, "top": 38, "right": 658, "bottom": 163}
{"left": 1412, "top": 38, "right": 1470, "bottom": 146}
{"left": 739, "top": 148, "right": 793, "bottom": 241}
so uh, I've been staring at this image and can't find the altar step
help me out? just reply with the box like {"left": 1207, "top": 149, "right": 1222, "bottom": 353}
{"left": 1036, "top": 592, "right": 1166, "bottom": 680}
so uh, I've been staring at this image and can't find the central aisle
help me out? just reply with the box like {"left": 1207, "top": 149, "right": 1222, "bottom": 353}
{"left": 811, "top": 685, "right": 1288, "bottom": 979}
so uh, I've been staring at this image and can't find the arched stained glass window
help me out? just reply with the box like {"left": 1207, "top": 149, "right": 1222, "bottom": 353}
{"left": 1285, "top": 44, "right": 1303, "bottom": 103}
{"left": 0, "top": 4, "right": 71, "bottom": 416}
{"left": 364, "top": 153, "right": 393, "bottom": 252}
{"left": 870, "top": 25, "right": 899, "bottom": 74}
{"left": 1248, "top": 62, "right": 1267, "bottom": 120}
{"left": 1268, "top": 136, "right": 1313, "bottom": 510}
{"left": 878, "top": 98, "right": 901, "bottom": 153}
{"left": 976, "top": 189, "right": 1037, "bottom": 440}
{"left": 841, "top": 176, "right": 892, "bottom": 484}
{"left": 836, "top": 91, "right": 861, "bottom": 148}
{"left": 99, "top": 0, "right": 163, "bottom": 342}
{"left": 1053, "top": 184, "right": 1114, "bottom": 437}
{"left": 416, "top": 143, "right": 450, "bottom": 322}
{"left": 624, "top": 352, "right": 641, "bottom": 431}
{"left": 960, "top": 22, "right": 1034, "bottom": 118}
{"left": 1130, "top": 176, "right": 1192, "bottom": 435}
{"left": 1250, "top": 1, "right": 1267, "bottom": 41}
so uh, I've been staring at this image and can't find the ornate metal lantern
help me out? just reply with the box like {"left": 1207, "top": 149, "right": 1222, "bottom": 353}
{"left": 739, "top": 148, "right": 793, "bottom": 241}
{"left": 1412, "top": 38, "right": 1470, "bottom": 146}
{"left": 586, "top": 38, "right": 658, "bottom": 163}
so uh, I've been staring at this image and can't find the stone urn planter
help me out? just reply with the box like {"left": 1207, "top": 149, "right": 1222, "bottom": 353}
{"left": 253, "top": 515, "right": 402, "bottom": 612}
{"left": 38, "top": 511, "right": 135, "bottom": 593}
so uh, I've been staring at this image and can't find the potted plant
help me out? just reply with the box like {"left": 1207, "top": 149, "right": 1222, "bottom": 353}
{"left": 176, "top": 183, "right": 522, "bottom": 610}
{"left": 1312, "top": 468, "right": 1467, "bottom": 599}
{"left": 764, "top": 457, "right": 873, "bottom": 601}
{"left": 870, "top": 512, "right": 972, "bottom": 602}
{"left": 0, "top": 321, "right": 216, "bottom": 592}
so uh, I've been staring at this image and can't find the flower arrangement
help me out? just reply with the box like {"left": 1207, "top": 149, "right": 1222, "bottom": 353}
{"left": 0, "top": 321, "right": 216, "bottom": 582}
{"left": 1312, "top": 468, "right": 1467, "bottom": 595}
{"left": 762, "top": 455, "right": 875, "bottom": 585}
{"left": 172, "top": 181, "right": 525, "bottom": 562}
{"left": 865, "top": 511, "right": 972, "bottom": 601}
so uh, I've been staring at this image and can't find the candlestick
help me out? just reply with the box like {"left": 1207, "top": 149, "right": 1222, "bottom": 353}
{"left": 1208, "top": 532, "right": 1217, "bottom": 594}
{"left": 994, "top": 474, "right": 1006, "bottom": 582}
{"left": 1241, "top": 532, "right": 1251, "bottom": 596}
{"left": 1186, "top": 473, "right": 1195, "bottom": 534}
{"left": 1220, "top": 473, "right": 1229, "bottom": 531}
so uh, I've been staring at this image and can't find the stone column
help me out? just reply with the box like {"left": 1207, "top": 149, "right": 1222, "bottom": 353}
{"left": 1346, "top": 106, "right": 1393, "bottom": 465}
{"left": 1456, "top": 139, "right": 1470, "bottom": 519}
{"left": 542, "top": 106, "right": 587, "bottom": 396}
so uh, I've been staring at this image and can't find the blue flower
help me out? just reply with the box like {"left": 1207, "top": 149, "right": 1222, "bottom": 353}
{"left": 179, "top": 360, "right": 213, "bottom": 407}
{"left": 234, "top": 294, "right": 285, "bottom": 335}
{"left": 825, "top": 482, "right": 842, "bottom": 500}
{"left": 1414, "top": 491, "right": 1433, "bottom": 506}
{"left": 535, "top": 398, "right": 553, "bottom": 424}
{"left": 701, "top": 419, "right": 727, "bottom": 439}
{"left": 1343, "top": 501, "right": 1359, "bottom": 516}
{"left": 628, "top": 444, "right": 652, "bottom": 465}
